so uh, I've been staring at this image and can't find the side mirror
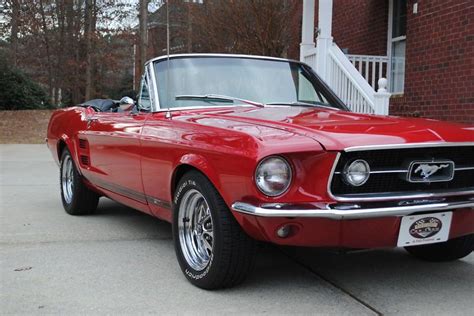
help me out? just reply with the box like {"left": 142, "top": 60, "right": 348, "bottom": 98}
{"left": 119, "top": 96, "right": 134, "bottom": 106}
{"left": 118, "top": 96, "right": 135, "bottom": 112}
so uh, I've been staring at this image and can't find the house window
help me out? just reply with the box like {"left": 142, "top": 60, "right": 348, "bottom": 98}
{"left": 389, "top": 0, "right": 407, "bottom": 93}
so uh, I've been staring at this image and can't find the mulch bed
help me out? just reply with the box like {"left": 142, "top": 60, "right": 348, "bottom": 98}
{"left": 0, "top": 110, "right": 55, "bottom": 144}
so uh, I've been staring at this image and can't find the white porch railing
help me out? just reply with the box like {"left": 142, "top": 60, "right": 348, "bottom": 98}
{"left": 300, "top": 0, "right": 390, "bottom": 115}
{"left": 303, "top": 47, "right": 318, "bottom": 71}
{"left": 347, "top": 54, "right": 389, "bottom": 91}
{"left": 328, "top": 45, "right": 376, "bottom": 113}
{"left": 303, "top": 43, "right": 390, "bottom": 115}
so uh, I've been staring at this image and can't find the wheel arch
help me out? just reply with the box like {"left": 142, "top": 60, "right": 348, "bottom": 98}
{"left": 171, "top": 154, "right": 225, "bottom": 204}
{"left": 57, "top": 139, "right": 67, "bottom": 160}
{"left": 56, "top": 134, "right": 83, "bottom": 175}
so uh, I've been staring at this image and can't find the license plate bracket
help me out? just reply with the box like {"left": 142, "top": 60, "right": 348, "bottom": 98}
{"left": 397, "top": 212, "right": 452, "bottom": 247}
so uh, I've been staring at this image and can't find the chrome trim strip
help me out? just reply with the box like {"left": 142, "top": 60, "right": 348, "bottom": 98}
{"left": 331, "top": 189, "right": 474, "bottom": 202}
{"left": 334, "top": 166, "right": 474, "bottom": 175}
{"left": 343, "top": 142, "right": 474, "bottom": 152}
{"left": 456, "top": 166, "right": 474, "bottom": 171}
{"left": 334, "top": 169, "right": 407, "bottom": 175}
{"left": 148, "top": 62, "right": 160, "bottom": 111}
{"left": 327, "top": 152, "right": 341, "bottom": 200}
{"left": 146, "top": 53, "right": 301, "bottom": 66}
{"left": 231, "top": 201, "right": 474, "bottom": 220}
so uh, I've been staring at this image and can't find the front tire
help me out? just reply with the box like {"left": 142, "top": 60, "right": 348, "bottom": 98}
{"left": 60, "top": 148, "right": 99, "bottom": 215}
{"left": 172, "top": 170, "right": 256, "bottom": 289}
{"left": 405, "top": 234, "right": 473, "bottom": 262}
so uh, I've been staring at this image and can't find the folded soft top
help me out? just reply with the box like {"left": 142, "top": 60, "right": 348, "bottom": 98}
{"left": 79, "top": 99, "right": 117, "bottom": 112}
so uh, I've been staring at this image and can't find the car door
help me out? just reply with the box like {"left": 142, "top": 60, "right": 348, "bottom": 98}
{"left": 80, "top": 77, "right": 152, "bottom": 207}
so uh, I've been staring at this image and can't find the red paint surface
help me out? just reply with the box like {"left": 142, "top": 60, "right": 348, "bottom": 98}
{"left": 47, "top": 105, "right": 474, "bottom": 247}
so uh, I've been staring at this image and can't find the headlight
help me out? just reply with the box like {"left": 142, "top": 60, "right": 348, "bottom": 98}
{"left": 255, "top": 156, "right": 292, "bottom": 196}
{"left": 343, "top": 159, "right": 370, "bottom": 186}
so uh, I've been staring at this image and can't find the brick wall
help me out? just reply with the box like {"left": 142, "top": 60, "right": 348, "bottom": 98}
{"left": 390, "top": 0, "right": 474, "bottom": 124}
{"left": 314, "top": 0, "right": 388, "bottom": 55}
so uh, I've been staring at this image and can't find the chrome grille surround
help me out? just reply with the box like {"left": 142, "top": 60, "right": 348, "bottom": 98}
{"left": 327, "top": 142, "right": 474, "bottom": 202}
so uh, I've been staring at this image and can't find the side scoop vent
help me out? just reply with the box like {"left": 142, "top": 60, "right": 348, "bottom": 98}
{"left": 80, "top": 155, "right": 90, "bottom": 166}
{"left": 78, "top": 138, "right": 88, "bottom": 149}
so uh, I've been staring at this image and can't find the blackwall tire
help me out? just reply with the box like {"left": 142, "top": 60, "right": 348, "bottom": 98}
{"left": 405, "top": 234, "right": 473, "bottom": 262}
{"left": 172, "top": 170, "right": 256, "bottom": 290}
{"left": 60, "top": 148, "right": 99, "bottom": 215}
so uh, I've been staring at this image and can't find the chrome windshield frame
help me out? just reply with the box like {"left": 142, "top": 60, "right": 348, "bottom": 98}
{"left": 146, "top": 53, "right": 345, "bottom": 112}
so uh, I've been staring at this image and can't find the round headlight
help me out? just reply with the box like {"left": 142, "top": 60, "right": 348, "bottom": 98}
{"left": 255, "top": 156, "right": 292, "bottom": 196}
{"left": 343, "top": 159, "right": 370, "bottom": 186}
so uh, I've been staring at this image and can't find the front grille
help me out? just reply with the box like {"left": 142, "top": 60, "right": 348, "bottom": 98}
{"left": 330, "top": 145, "right": 474, "bottom": 197}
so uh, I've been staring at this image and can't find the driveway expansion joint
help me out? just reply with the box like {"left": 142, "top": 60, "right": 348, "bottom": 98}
{"left": 278, "top": 246, "right": 383, "bottom": 316}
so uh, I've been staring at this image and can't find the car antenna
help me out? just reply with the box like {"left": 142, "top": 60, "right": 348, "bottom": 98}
{"left": 165, "top": 0, "right": 172, "bottom": 119}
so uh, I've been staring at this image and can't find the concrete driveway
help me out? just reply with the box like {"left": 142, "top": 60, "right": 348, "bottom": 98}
{"left": 1, "top": 145, "right": 473, "bottom": 315}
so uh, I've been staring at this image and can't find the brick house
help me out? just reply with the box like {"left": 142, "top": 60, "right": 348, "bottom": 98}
{"left": 140, "top": 0, "right": 472, "bottom": 124}
{"left": 301, "top": 0, "right": 473, "bottom": 124}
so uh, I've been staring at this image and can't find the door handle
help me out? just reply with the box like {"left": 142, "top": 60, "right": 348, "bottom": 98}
{"left": 87, "top": 117, "right": 98, "bottom": 128}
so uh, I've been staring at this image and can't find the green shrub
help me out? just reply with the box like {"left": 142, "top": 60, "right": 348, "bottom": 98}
{"left": 0, "top": 57, "right": 51, "bottom": 110}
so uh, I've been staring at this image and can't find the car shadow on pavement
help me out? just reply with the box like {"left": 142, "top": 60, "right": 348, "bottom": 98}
{"left": 92, "top": 198, "right": 473, "bottom": 302}
{"left": 279, "top": 245, "right": 473, "bottom": 311}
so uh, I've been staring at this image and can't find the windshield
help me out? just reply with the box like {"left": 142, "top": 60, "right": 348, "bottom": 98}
{"left": 153, "top": 57, "right": 343, "bottom": 109}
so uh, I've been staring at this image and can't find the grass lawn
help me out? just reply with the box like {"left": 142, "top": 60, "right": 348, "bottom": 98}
{"left": 0, "top": 110, "right": 54, "bottom": 144}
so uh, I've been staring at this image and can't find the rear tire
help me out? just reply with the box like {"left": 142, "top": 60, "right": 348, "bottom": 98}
{"left": 60, "top": 148, "right": 99, "bottom": 215}
{"left": 405, "top": 234, "right": 473, "bottom": 262}
{"left": 172, "top": 170, "right": 256, "bottom": 290}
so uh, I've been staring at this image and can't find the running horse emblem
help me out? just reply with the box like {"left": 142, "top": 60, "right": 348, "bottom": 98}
{"left": 414, "top": 163, "right": 449, "bottom": 179}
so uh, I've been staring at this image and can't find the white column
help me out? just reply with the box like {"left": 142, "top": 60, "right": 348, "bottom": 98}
{"left": 315, "top": 0, "right": 334, "bottom": 81}
{"left": 300, "top": 0, "right": 315, "bottom": 61}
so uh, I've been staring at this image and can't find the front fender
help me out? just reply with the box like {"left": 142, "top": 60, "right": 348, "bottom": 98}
{"left": 171, "top": 153, "right": 224, "bottom": 201}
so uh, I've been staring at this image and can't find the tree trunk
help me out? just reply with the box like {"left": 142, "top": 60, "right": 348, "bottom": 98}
{"left": 55, "top": 0, "right": 66, "bottom": 106}
{"left": 187, "top": 3, "right": 192, "bottom": 53}
{"left": 84, "top": 0, "right": 94, "bottom": 100}
{"left": 137, "top": 0, "right": 148, "bottom": 90}
{"left": 10, "top": 0, "right": 20, "bottom": 66}
{"left": 38, "top": 0, "right": 54, "bottom": 105}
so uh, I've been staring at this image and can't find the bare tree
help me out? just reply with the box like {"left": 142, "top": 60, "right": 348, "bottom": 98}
{"left": 9, "top": 0, "right": 20, "bottom": 66}
{"left": 191, "top": 0, "right": 298, "bottom": 57}
{"left": 4, "top": 0, "right": 136, "bottom": 106}
{"left": 137, "top": 0, "right": 148, "bottom": 90}
{"left": 84, "top": 0, "right": 96, "bottom": 100}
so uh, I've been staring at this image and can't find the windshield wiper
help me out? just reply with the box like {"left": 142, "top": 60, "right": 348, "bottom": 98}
{"left": 175, "top": 94, "right": 265, "bottom": 108}
{"left": 266, "top": 101, "right": 339, "bottom": 110}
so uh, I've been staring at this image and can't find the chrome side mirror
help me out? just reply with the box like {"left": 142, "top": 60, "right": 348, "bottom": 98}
{"left": 119, "top": 96, "right": 134, "bottom": 106}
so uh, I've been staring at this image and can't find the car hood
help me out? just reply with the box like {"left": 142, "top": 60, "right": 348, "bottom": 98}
{"left": 188, "top": 106, "right": 474, "bottom": 151}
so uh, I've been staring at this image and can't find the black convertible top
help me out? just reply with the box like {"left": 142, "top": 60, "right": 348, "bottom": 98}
{"left": 79, "top": 99, "right": 118, "bottom": 112}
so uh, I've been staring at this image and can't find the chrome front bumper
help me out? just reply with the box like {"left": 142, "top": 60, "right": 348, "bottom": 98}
{"left": 231, "top": 199, "right": 474, "bottom": 220}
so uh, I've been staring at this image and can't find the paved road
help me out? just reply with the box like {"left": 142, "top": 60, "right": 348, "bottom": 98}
{"left": 1, "top": 145, "right": 473, "bottom": 315}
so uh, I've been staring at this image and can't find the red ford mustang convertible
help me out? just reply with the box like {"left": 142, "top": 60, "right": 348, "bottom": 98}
{"left": 47, "top": 54, "right": 474, "bottom": 289}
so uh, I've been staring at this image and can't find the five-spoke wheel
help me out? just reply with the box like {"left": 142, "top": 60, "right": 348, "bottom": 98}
{"left": 173, "top": 170, "right": 256, "bottom": 289}
{"left": 60, "top": 148, "right": 99, "bottom": 215}
{"left": 178, "top": 189, "right": 214, "bottom": 271}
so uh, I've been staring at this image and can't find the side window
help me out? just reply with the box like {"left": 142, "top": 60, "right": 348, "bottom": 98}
{"left": 138, "top": 76, "right": 151, "bottom": 111}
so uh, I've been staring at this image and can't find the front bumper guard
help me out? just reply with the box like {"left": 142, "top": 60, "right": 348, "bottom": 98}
{"left": 232, "top": 199, "right": 474, "bottom": 220}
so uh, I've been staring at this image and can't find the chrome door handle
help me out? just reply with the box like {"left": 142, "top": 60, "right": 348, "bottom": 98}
{"left": 87, "top": 118, "right": 98, "bottom": 128}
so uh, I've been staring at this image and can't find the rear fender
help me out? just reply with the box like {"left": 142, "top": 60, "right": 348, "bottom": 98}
{"left": 57, "top": 134, "right": 83, "bottom": 176}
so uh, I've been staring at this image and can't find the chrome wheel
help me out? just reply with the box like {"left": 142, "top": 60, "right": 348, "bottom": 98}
{"left": 61, "top": 155, "right": 74, "bottom": 204}
{"left": 178, "top": 189, "right": 214, "bottom": 271}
